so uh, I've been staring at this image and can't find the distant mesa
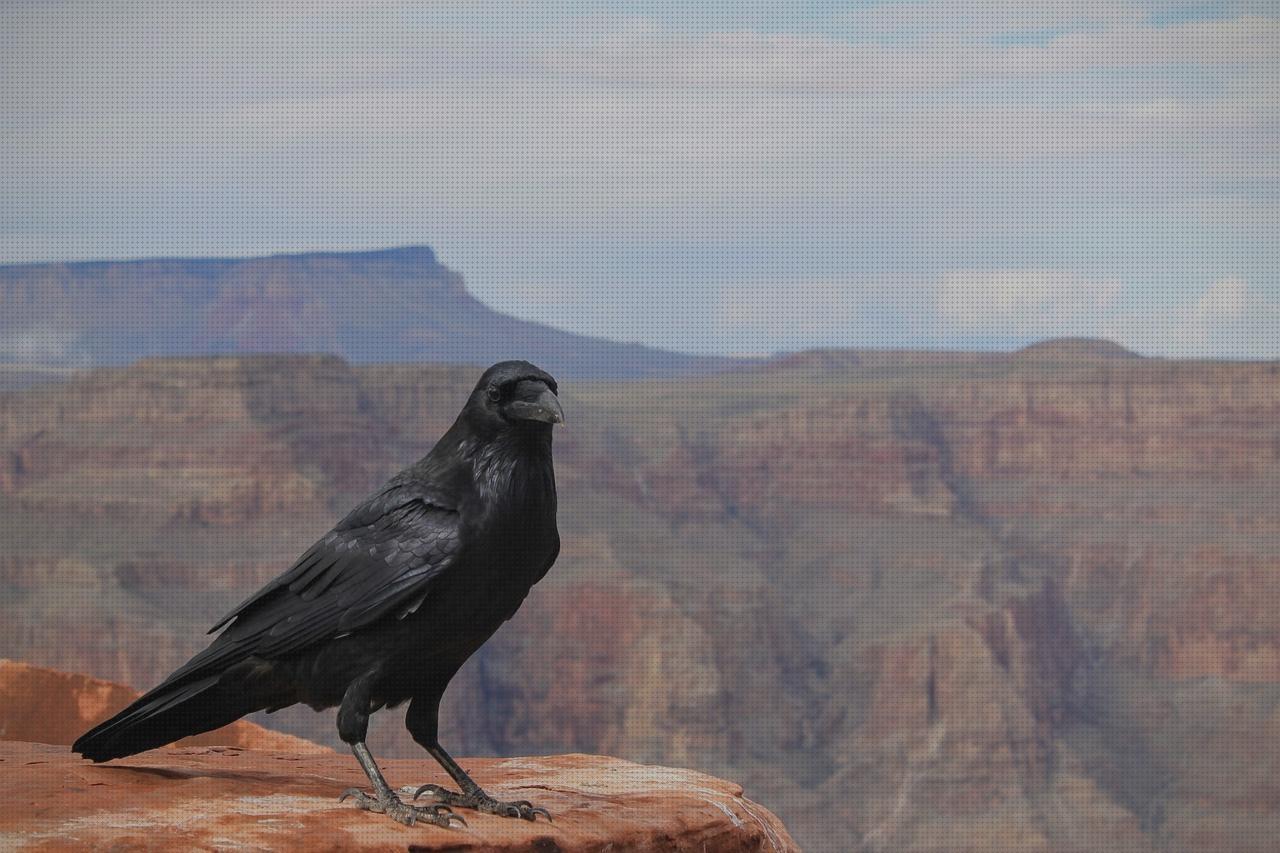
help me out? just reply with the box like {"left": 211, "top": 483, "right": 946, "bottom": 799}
{"left": 1015, "top": 337, "right": 1143, "bottom": 360}
{"left": 0, "top": 246, "right": 735, "bottom": 380}
{"left": 738, "top": 339, "right": 1145, "bottom": 376}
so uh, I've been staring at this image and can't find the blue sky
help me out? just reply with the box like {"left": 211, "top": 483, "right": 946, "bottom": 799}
{"left": 2, "top": 1, "right": 1277, "bottom": 357}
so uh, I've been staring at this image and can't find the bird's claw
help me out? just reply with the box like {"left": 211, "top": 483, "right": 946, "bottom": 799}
{"left": 437, "top": 805, "right": 468, "bottom": 827}
{"left": 506, "top": 800, "right": 553, "bottom": 821}
{"left": 339, "top": 787, "right": 367, "bottom": 804}
{"left": 339, "top": 788, "right": 466, "bottom": 828}
{"left": 414, "top": 784, "right": 551, "bottom": 822}
{"left": 413, "top": 783, "right": 446, "bottom": 801}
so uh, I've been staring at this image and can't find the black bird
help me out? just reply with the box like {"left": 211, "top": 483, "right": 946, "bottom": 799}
{"left": 74, "top": 360, "right": 564, "bottom": 828}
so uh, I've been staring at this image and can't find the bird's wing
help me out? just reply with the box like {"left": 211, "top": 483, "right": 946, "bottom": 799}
{"left": 167, "top": 481, "right": 461, "bottom": 685}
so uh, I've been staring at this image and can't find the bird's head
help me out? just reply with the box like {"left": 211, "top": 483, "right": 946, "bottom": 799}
{"left": 466, "top": 360, "right": 564, "bottom": 433}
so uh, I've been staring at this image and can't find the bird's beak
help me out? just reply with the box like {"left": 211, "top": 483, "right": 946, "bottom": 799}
{"left": 507, "top": 386, "right": 565, "bottom": 425}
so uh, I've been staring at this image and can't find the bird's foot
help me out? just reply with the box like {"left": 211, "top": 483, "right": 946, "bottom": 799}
{"left": 339, "top": 787, "right": 467, "bottom": 828}
{"left": 413, "top": 783, "right": 551, "bottom": 822}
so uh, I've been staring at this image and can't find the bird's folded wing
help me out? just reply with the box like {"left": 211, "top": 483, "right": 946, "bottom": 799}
{"left": 167, "top": 482, "right": 461, "bottom": 686}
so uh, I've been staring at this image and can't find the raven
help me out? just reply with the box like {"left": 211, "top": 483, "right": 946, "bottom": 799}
{"left": 74, "top": 360, "right": 564, "bottom": 828}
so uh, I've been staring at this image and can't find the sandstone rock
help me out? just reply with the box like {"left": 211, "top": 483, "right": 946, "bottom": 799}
{"left": 0, "top": 660, "right": 329, "bottom": 756}
{"left": 0, "top": 741, "right": 796, "bottom": 852}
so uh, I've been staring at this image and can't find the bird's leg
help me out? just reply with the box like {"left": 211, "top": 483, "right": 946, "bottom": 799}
{"left": 413, "top": 742, "right": 551, "bottom": 822}
{"left": 336, "top": 678, "right": 464, "bottom": 828}
{"left": 339, "top": 742, "right": 464, "bottom": 827}
{"left": 406, "top": 696, "right": 550, "bottom": 822}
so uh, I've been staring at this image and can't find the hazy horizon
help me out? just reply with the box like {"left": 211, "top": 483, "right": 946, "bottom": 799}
{"left": 4, "top": 2, "right": 1276, "bottom": 359}
{"left": 5, "top": 244, "right": 1270, "bottom": 365}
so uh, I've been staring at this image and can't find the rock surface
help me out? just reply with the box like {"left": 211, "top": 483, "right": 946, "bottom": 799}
{"left": 0, "top": 660, "right": 329, "bottom": 756}
{"left": 0, "top": 741, "right": 796, "bottom": 852}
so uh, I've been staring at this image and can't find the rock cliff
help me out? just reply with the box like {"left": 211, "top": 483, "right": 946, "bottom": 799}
{"left": 2, "top": 348, "right": 1278, "bottom": 850}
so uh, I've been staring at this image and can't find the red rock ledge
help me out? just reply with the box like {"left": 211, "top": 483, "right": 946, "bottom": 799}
{"left": 0, "top": 660, "right": 330, "bottom": 756}
{"left": 0, "top": 742, "right": 796, "bottom": 851}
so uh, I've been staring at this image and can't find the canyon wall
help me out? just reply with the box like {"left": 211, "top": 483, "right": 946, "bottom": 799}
{"left": 1, "top": 346, "right": 1277, "bottom": 850}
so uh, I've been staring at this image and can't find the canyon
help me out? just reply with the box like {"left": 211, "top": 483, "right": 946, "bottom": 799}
{"left": 1, "top": 344, "right": 1277, "bottom": 850}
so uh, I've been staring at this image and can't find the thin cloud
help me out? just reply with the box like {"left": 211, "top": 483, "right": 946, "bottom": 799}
{"left": 535, "top": 13, "right": 1279, "bottom": 92}
{"left": 1105, "top": 278, "right": 1280, "bottom": 358}
{"left": 938, "top": 271, "right": 1122, "bottom": 329}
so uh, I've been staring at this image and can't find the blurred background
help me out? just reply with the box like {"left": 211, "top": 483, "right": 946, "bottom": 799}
{"left": 1, "top": 3, "right": 1277, "bottom": 851}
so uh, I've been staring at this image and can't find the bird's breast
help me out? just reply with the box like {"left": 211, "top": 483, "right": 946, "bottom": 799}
{"left": 468, "top": 507, "right": 557, "bottom": 574}
{"left": 447, "top": 437, "right": 556, "bottom": 596}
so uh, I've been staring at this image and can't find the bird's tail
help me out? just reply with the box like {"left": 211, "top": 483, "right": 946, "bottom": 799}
{"left": 72, "top": 675, "right": 258, "bottom": 762}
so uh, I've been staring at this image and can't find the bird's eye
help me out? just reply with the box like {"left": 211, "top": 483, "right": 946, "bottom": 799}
{"left": 487, "top": 385, "right": 501, "bottom": 403}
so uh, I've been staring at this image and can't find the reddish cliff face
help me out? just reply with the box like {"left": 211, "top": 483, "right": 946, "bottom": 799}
{"left": 2, "top": 350, "right": 1278, "bottom": 850}
{"left": 566, "top": 357, "right": 1280, "bottom": 687}
{"left": 589, "top": 358, "right": 1280, "bottom": 523}
{"left": 0, "top": 355, "right": 395, "bottom": 520}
